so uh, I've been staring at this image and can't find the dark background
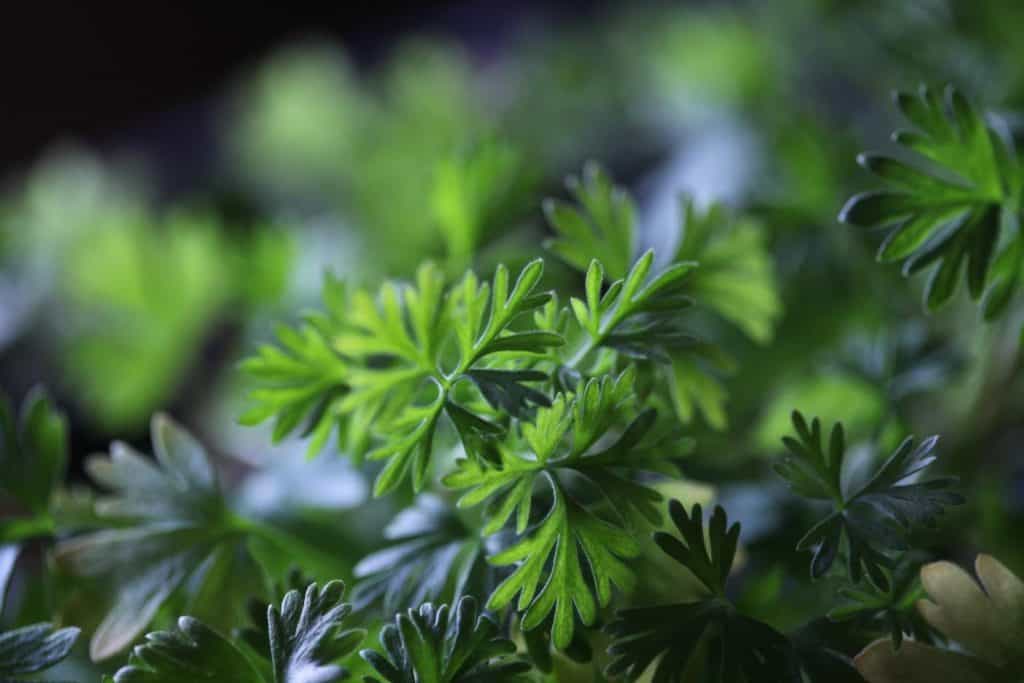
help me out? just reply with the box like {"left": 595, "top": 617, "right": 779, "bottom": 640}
{"left": 0, "top": 1, "right": 604, "bottom": 179}
{"left": 0, "top": 0, "right": 610, "bottom": 465}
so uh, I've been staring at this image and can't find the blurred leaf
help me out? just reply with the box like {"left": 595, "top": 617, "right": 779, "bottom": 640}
{"left": 0, "top": 544, "right": 18, "bottom": 612}
{"left": 60, "top": 210, "right": 277, "bottom": 430}
{"left": 755, "top": 374, "right": 886, "bottom": 450}
{"left": 673, "top": 197, "right": 782, "bottom": 344}
{"left": 831, "top": 323, "right": 965, "bottom": 404}
{"left": 432, "top": 140, "right": 525, "bottom": 270}
{"left": 351, "top": 495, "right": 497, "bottom": 616}
{"left": 666, "top": 349, "right": 732, "bottom": 432}
{"left": 231, "top": 43, "right": 364, "bottom": 197}
{"left": 0, "top": 623, "right": 80, "bottom": 681}
{"left": 544, "top": 162, "right": 636, "bottom": 280}
{"left": 54, "top": 415, "right": 242, "bottom": 660}
{"left": 234, "top": 41, "right": 494, "bottom": 274}
{"left": 788, "top": 619, "right": 866, "bottom": 683}
{"left": 0, "top": 386, "right": 67, "bottom": 523}
{"left": 827, "top": 554, "right": 934, "bottom": 648}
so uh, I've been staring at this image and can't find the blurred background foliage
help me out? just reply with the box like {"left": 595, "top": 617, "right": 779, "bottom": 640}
{"left": 2, "top": 0, "right": 1024, "bottom": 679}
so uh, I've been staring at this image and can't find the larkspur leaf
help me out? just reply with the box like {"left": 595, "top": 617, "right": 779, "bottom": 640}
{"left": 360, "top": 596, "right": 530, "bottom": 683}
{"left": 841, "top": 84, "right": 1021, "bottom": 318}
{"left": 776, "top": 411, "right": 963, "bottom": 589}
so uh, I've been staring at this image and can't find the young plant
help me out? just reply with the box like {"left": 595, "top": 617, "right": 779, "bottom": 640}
{"left": 3, "top": 147, "right": 1002, "bottom": 683}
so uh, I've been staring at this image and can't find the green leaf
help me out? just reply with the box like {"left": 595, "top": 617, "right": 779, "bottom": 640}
{"left": 654, "top": 501, "right": 739, "bottom": 598}
{"left": 360, "top": 596, "right": 531, "bottom": 683}
{"left": 673, "top": 196, "right": 782, "bottom": 344}
{"left": 432, "top": 139, "right": 523, "bottom": 269}
{"left": 236, "top": 567, "right": 314, "bottom": 669}
{"left": 239, "top": 274, "right": 350, "bottom": 459}
{"left": 775, "top": 411, "right": 964, "bottom": 589}
{"left": 463, "top": 369, "right": 551, "bottom": 417}
{"left": 544, "top": 162, "right": 636, "bottom": 280}
{"left": 446, "top": 371, "right": 683, "bottom": 648}
{"left": 351, "top": 495, "right": 497, "bottom": 616}
{"left": 243, "top": 260, "right": 561, "bottom": 497}
{"left": 554, "top": 243, "right": 736, "bottom": 433}
{"left": 268, "top": 582, "right": 363, "bottom": 683}
{"left": 827, "top": 554, "right": 933, "bottom": 648}
{"left": 0, "top": 386, "right": 68, "bottom": 518}
{"left": 604, "top": 501, "right": 801, "bottom": 682}
{"left": 114, "top": 581, "right": 362, "bottom": 683}
{"left": 839, "top": 84, "right": 1022, "bottom": 313}
{"left": 54, "top": 414, "right": 242, "bottom": 661}
{"left": 448, "top": 259, "right": 557, "bottom": 368}
{"left": 0, "top": 623, "right": 80, "bottom": 680}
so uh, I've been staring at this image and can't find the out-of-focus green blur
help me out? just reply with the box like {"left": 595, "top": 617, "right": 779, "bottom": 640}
{"left": 3, "top": 1, "right": 1024, "bottom": 678}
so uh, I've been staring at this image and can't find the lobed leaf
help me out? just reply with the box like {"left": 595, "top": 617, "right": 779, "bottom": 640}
{"left": 360, "top": 596, "right": 530, "bottom": 683}
{"left": 776, "top": 411, "right": 963, "bottom": 589}
{"left": 840, "top": 84, "right": 1022, "bottom": 314}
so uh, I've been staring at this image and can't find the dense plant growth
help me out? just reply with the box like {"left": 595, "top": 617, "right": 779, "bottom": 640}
{"left": 3, "top": 3, "right": 1024, "bottom": 682}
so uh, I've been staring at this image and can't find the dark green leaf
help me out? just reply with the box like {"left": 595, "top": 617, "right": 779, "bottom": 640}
{"left": 653, "top": 501, "right": 739, "bottom": 598}
{"left": 243, "top": 260, "right": 561, "bottom": 496}
{"left": 605, "top": 501, "right": 801, "bottom": 682}
{"left": 776, "top": 411, "right": 964, "bottom": 589}
{"left": 0, "top": 386, "right": 68, "bottom": 518}
{"left": 360, "top": 596, "right": 531, "bottom": 683}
